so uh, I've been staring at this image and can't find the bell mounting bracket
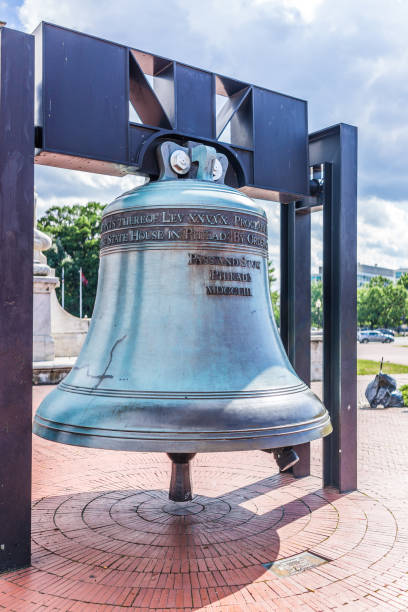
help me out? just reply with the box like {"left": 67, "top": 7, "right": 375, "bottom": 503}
{"left": 157, "top": 140, "right": 228, "bottom": 183}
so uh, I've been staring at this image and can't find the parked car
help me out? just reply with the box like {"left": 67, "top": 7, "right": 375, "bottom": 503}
{"left": 375, "top": 328, "right": 395, "bottom": 337}
{"left": 358, "top": 330, "right": 394, "bottom": 343}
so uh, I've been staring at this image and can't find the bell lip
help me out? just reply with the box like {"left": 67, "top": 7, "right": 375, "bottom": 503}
{"left": 33, "top": 412, "right": 332, "bottom": 453}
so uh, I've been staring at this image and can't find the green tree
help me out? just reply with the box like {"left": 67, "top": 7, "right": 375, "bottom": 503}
{"left": 381, "top": 282, "right": 408, "bottom": 328}
{"left": 397, "top": 273, "right": 408, "bottom": 291}
{"left": 357, "top": 276, "right": 408, "bottom": 329}
{"left": 38, "top": 202, "right": 105, "bottom": 317}
{"left": 357, "top": 285, "right": 383, "bottom": 328}
{"left": 268, "top": 259, "right": 280, "bottom": 325}
{"left": 311, "top": 280, "right": 323, "bottom": 328}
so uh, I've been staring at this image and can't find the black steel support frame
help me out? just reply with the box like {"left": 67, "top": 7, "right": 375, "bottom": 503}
{"left": 280, "top": 125, "right": 358, "bottom": 490}
{"left": 33, "top": 22, "right": 309, "bottom": 202}
{"left": 280, "top": 203, "right": 311, "bottom": 478}
{"left": 280, "top": 202, "right": 312, "bottom": 479}
{"left": 0, "top": 27, "right": 34, "bottom": 573}
{"left": 317, "top": 127, "right": 358, "bottom": 492}
{"left": 0, "top": 21, "right": 357, "bottom": 572}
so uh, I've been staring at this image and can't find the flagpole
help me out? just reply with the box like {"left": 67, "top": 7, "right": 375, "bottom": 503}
{"left": 61, "top": 266, "right": 65, "bottom": 309}
{"left": 79, "top": 267, "right": 82, "bottom": 319}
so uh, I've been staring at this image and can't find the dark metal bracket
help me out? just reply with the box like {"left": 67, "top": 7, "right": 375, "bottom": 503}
{"left": 296, "top": 165, "right": 326, "bottom": 212}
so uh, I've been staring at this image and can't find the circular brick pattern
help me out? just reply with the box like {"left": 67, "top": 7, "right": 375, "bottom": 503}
{"left": 0, "top": 457, "right": 404, "bottom": 611}
{"left": 108, "top": 488, "right": 262, "bottom": 537}
{"left": 40, "top": 467, "right": 338, "bottom": 556}
{"left": 162, "top": 501, "right": 205, "bottom": 516}
{"left": 0, "top": 385, "right": 403, "bottom": 609}
{"left": 135, "top": 495, "right": 230, "bottom": 524}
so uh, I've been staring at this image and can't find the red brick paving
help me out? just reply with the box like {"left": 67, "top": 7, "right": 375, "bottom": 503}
{"left": 0, "top": 384, "right": 407, "bottom": 610}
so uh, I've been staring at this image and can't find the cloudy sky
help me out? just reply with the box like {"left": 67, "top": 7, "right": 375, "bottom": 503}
{"left": 3, "top": 0, "right": 408, "bottom": 273}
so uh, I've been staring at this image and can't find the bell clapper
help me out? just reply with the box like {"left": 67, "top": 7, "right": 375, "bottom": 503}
{"left": 167, "top": 453, "right": 196, "bottom": 502}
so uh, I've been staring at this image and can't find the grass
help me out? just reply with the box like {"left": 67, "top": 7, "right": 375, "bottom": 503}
{"left": 357, "top": 359, "right": 408, "bottom": 376}
{"left": 400, "top": 384, "right": 408, "bottom": 405}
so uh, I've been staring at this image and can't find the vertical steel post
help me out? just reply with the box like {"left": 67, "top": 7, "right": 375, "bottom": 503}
{"left": 320, "top": 125, "right": 358, "bottom": 492}
{"left": 280, "top": 202, "right": 296, "bottom": 364}
{"left": 292, "top": 209, "right": 311, "bottom": 477}
{"left": 0, "top": 27, "right": 34, "bottom": 571}
{"left": 281, "top": 202, "right": 311, "bottom": 477}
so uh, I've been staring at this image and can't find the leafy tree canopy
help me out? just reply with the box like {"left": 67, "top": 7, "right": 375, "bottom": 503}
{"left": 397, "top": 273, "right": 408, "bottom": 290}
{"left": 357, "top": 275, "right": 408, "bottom": 329}
{"left": 38, "top": 202, "right": 105, "bottom": 317}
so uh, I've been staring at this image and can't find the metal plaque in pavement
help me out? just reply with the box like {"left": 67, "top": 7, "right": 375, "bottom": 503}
{"left": 263, "top": 551, "right": 329, "bottom": 577}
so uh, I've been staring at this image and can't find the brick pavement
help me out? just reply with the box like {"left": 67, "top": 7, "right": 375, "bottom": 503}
{"left": 0, "top": 384, "right": 407, "bottom": 611}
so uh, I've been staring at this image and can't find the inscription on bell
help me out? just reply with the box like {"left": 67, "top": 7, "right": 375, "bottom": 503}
{"left": 206, "top": 286, "right": 252, "bottom": 297}
{"left": 209, "top": 270, "right": 251, "bottom": 282}
{"left": 188, "top": 252, "right": 259, "bottom": 298}
{"left": 188, "top": 254, "right": 261, "bottom": 269}
{"left": 100, "top": 207, "right": 268, "bottom": 254}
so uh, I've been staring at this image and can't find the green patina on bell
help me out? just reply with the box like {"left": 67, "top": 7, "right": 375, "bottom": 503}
{"left": 33, "top": 142, "right": 331, "bottom": 499}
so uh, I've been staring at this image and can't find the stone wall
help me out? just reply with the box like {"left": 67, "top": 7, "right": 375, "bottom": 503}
{"left": 51, "top": 290, "right": 90, "bottom": 358}
{"left": 311, "top": 334, "right": 323, "bottom": 381}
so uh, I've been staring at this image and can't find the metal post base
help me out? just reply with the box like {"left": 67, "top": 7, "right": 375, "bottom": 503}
{"left": 167, "top": 453, "right": 196, "bottom": 502}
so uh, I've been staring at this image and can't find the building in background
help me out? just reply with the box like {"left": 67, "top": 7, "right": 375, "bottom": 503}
{"left": 395, "top": 267, "right": 408, "bottom": 280}
{"left": 312, "top": 264, "right": 408, "bottom": 287}
{"left": 356, "top": 263, "right": 395, "bottom": 287}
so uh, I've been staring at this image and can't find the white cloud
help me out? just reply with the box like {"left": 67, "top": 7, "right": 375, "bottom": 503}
{"left": 34, "top": 166, "right": 144, "bottom": 217}
{"left": 358, "top": 197, "right": 408, "bottom": 269}
{"left": 282, "top": 0, "right": 324, "bottom": 23}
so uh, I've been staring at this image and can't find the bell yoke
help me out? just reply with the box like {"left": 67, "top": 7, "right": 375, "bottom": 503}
{"left": 33, "top": 141, "right": 332, "bottom": 502}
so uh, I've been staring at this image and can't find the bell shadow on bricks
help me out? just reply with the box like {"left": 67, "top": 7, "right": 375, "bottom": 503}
{"left": 2, "top": 473, "right": 345, "bottom": 609}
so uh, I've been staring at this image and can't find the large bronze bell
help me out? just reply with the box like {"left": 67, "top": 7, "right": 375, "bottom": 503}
{"left": 33, "top": 141, "right": 331, "bottom": 501}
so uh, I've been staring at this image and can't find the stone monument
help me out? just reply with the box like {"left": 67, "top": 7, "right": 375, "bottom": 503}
{"left": 33, "top": 201, "right": 59, "bottom": 362}
{"left": 33, "top": 198, "right": 90, "bottom": 383}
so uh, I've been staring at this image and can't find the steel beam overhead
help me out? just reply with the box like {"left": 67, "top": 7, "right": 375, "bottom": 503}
{"left": 33, "top": 22, "right": 309, "bottom": 201}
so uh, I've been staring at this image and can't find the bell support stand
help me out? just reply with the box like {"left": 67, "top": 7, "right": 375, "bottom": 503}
{"left": 0, "top": 21, "right": 357, "bottom": 572}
